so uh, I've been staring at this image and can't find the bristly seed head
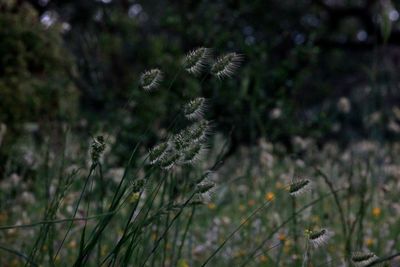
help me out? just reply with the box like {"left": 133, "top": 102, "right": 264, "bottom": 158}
{"left": 351, "top": 251, "right": 379, "bottom": 267}
{"left": 211, "top": 52, "right": 242, "bottom": 79}
{"left": 140, "top": 69, "right": 163, "bottom": 91}
{"left": 159, "top": 151, "right": 180, "bottom": 170}
{"left": 183, "top": 47, "right": 211, "bottom": 75}
{"left": 179, "top": 143, "right": 206, "bottom": 165}
{"left": 306, "top": 228, "right": 333, "bottom": 248}
{"left": 148, "top": 142, "right": 169, "bottom": 165}
{"left": 183, "top": 97, "right": 207, "bottom": 120}
{"left": 289, "top": 178, "right": 312, "bottom": 197}
{"left": 91, "top": 135, "right": 106, "bottom": 163}
{"left": 173, "top": 120, "right": 210, "bottom": 150}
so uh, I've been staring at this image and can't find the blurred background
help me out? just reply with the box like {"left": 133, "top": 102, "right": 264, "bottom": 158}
{"left": 1, "top": 0, "right": 400, "bottom": 170}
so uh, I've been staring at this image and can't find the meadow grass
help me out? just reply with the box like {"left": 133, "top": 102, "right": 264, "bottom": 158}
{"left": 0, "top": 48, "right": 399, "bottom": 267}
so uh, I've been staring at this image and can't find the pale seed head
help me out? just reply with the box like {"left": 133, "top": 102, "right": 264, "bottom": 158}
{"left": 183, "top": 47, "right": 211, "bottom": 75}
{"left": 351, "top": 251, "right": 379, "bottom": 267}
{"left": 307, "top": 228, "right": 333, "bottom": 248}
{"left": 183, "top": 97, "right": 207, "bottom": 120}
{"left": 211, "top": 52, "right": 242, "bottom": 79}
{"left": 140, "top": 69, "right": 163, "bottom": 91}
{"left": 289, "top": 178, "right": 312, "bottom": 197}
{"left": 148, "top": 142, "right": 169, "bottom": 165}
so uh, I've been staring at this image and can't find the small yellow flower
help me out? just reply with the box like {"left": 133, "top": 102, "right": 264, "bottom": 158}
{"left": 258, "top": 254, "right": 268, "bottom": 263}
{"left": 177, "top": 259, "right": 189, "bottom": 267}
{"left": 365, "top": 238, "right": 374, "bottom": 247}
{"left": 248, "top": 199, "right": 256, "bottom": 207}
{"left": 207, "top": 203, "right": 216, "bottom": 210}
{"left": 129, "top": 192, "right": 140, "bottom": 203}
{"left": 239, "top": 204, "right": 246, "bottom": 212}
{"left": 264, "top": 192, "right": 275, "bottom": 202}
{"left": 372, "top": 207, "right": 381, "bottom": 218}
{"left": 68, "top": 240, "right": 77, "bottom": 249}
{"left": 275, "top": 181, "right": 284, "bottom": 189}
{"left": 278, "top": 233, "right": 286, "bottom": 242}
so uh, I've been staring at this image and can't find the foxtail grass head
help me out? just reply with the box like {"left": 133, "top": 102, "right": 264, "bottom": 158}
{"left": 211, "top": 52, "right": 242, "bottom": 79}
{"left": 140, "top": 69, "right": 163, "bottom": 91}
{"left": 351, "top": 251, "right": 378, "bottom": 267}
{"left": 179, "top": 143, "right": 207, "bottom": 165}
{"left": 148, "top": 142, "right": 170, "bottom": 165}
{"left": 91, "top": 135, "right": 106, "bottom": 163}
{"left": 305, "top": 228, "right": 333, "bottom": 248}
{"left": 183, "top": 97, "right": 207, "bottom": 120}
{"left": 158, "top": 150, "right": 180, "bottom": 170}
{"left": 289, "top": 178, "right": 312, "bottom": 197}
{"left": 173, "top": 120, "right": 210, "bottom": 151}
{"left": 183, "top": 47, "right": 211, "bottom": 75}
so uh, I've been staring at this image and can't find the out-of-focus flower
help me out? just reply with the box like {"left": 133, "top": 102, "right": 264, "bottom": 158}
{"left": 372, "top": 207, "right": 381, "bottom": 218}
{"left": 337, "top": 97, "right": 351, "bottom": 113}
{"left": 264, "top": 192, "right": 275, "bottom": 201}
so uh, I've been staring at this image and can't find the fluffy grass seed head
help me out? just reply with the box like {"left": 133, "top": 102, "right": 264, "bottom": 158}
{"left": 179, "top": 143, "right": 207, "bottom": 165}
{"left": 158, "top": 150, "right": 180, "bottom": 170}
{"left": 306, "top": 228, "right": 333, "bottom": 248}
{"left": 183, "top": 97, "right": 207, "bottom": 120}
{"left": 173, "top": 120, "right": 210, "bottom": 150}
{"left": 351, "top": 251, "right": 379, "bottom": 267}
{"left": 289, "top": 178, "right": 312, "bottom": 197}
{"left": 148, "top": 142, "right": 170, "bottom": 165}
{"left": 183, "top": 47, "right": 211, "bottom": 75}
{"left": 91, "top": 135, "right": 106, "bottom": 163}
{"left": 211, "top": 52, "right": 242, "bottom": 79}
{"left": 140, "top": 69, "right": 163, "bottom": 91}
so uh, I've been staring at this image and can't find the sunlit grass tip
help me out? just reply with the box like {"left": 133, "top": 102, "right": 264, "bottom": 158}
{"left": 183, "top": 47, "right": 212, "bottom": 75}
{"left": 183, "top": 97, "right": 207, "bottom": 120}
{"left": 211, "top": 52, "right": 243, "bottom": 79}
{"left": 140, "top": 68, "right": 163, "bottom": 91}
{"left": 351, "top": 251, "right": 379, "bottom": 267}
{"left": 306, "top": 228, "right": 333, "bottom": 248}
{"left": 289, "top": 178, "right": 312, "bottom": 197}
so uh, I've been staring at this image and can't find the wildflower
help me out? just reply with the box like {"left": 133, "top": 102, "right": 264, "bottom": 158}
{"left": 306, "top": 228, "right": 333, "bottom": 248}
{"left": 211, "top": 52, "right": 242, "bottom": 79}
{"left": 337, "top": 97, "right": 351, "bottom": 113}
{"left": 148, "top": 142, "right": 169, "bottom": 165}
{"left": 140, "top": 69, "right": 163, "bottom": 91}
{"left": 258, "top": 255, "right": 268, "bottom": 263}
{"left": 182, "top": 47, "right": 211, "bottom": 75}
{"left": 288, "top": 178, "right": 312, "bottom": 197}
{"left": 278, "top": 233, "right": 286, "bottom": 242}
{"left": 90, "top": 135, "right": 106, "bottom": 163}
{"left": 207, "top": 203, "right": 217, "bottom": 210}
{"left": 372, "top": 207, "right": 381, "bottom": 218}
{"left": 351, "top": 251, "right": 378, "bottom": 267}
{"left": 177, "top": 259, "right": 190, "bottom": 267}
{"left": 248, "top": 199, "right": 256, "bottom": 207}
{"left": 264, "top": 192, "right": 275, "bottom": 201}
{"left": 365, "top": 238, "right": 374, "bottom": 247}
{"left": 183, "top": 97, "right": 207, "bottom": 120}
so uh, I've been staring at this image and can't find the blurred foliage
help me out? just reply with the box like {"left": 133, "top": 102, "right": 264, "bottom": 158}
{"left": 2, "top": 0, "right": 400, "bottom": 163}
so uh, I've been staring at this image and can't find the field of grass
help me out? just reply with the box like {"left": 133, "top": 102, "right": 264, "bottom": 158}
{"left": 0, "top": 48, "right": 399, "bottom": 267}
